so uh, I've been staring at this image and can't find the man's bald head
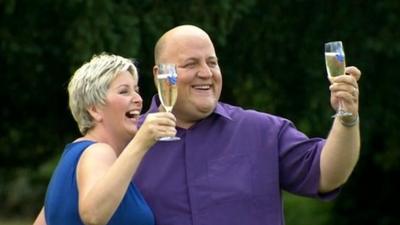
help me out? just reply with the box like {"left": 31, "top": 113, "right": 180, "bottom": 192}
{"left": 152, "top": 25, "right": 221, "bottom": 128}
{"left": 154, "top": 25, "right": 212, "bottom": 64}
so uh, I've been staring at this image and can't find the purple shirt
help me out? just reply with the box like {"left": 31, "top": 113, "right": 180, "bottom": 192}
{"left": 135, "top": 96, "right": 337, "bottom": 225}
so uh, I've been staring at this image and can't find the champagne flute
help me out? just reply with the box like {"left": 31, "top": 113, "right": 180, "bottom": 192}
{"left": 155, "top": 64, "right": 180, "bottom": 141}
{"left": 324, "top": 41, "right": 352, "bottom": 117}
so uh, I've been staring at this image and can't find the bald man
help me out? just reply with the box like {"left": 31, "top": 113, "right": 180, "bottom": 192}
{"left": 134, "top": 25, "right": 361, "bottom": 225}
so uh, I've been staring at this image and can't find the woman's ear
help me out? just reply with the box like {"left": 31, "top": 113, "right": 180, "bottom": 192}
{"left": 87, "top": 105, "right": 103, "bottom": 122}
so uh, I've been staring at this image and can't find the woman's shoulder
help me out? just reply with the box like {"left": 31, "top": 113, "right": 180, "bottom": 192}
{"left": 78, "top": 142, "right": 117, "bottom": 163}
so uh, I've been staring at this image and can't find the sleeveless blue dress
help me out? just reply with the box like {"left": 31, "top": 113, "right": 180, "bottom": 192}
{"left": 44, "top": 140, "right": 154, "bottom": 225}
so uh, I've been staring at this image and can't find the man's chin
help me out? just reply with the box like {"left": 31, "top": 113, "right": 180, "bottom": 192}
{"left": 175, "top": 99, "right": 216, "bottom": 115}
{"left": 196, "top": 102, "right": 217, "bottom": 114}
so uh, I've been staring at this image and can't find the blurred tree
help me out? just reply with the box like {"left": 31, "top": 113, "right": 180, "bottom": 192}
{"left": 1, "top": 0, "right": 399, "bottom": 224}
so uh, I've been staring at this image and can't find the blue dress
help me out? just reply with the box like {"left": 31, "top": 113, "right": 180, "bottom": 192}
{"left": 44, "top": 140, "right": 154, "bottom": 225}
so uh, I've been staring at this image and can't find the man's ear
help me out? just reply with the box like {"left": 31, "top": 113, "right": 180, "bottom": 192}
{"left": 87, "top": 105, "right": 102, "bottom": 122}
{"left": 153, "top": 65, "right": 159, "bottom": 86}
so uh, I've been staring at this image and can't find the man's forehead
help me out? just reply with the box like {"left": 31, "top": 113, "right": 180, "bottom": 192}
{"left": 175, "top": 46, "right": 217, "bottom": 61}
{"left": 167, "top": 34, "right": 215, "bottom": 51}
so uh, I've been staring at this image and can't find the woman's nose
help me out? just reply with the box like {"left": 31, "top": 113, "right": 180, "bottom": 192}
{"left": 132, "top": 93, "right": 143, "bottom": 104}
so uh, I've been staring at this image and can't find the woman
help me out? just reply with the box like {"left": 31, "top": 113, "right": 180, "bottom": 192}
{"left": 33, "top": 53, "right": 176, "bottom": 225}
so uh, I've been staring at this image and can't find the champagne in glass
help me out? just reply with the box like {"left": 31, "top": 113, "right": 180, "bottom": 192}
{"left": 156, "top": 64, "right": 180, "bottom": 141}
{"left": 325, "top": 52, "right": 345, "bottom": 78}
{"left": 157, "top": 74, "right": 177, "bottom": 112}
{"left": 324, "top": 41, "right": 352, "bottom": 117}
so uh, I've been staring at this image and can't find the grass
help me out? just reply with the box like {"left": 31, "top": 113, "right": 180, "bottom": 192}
{"left": 283, "top": 192, "right": 334, "bottom": 225}
{"left": 0, "top": 218, "right": 32, "bottom": 225}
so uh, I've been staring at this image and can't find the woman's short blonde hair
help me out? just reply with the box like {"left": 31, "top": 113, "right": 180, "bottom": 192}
{"left": 68, "top": 53, "right": 138, "bottom": 135}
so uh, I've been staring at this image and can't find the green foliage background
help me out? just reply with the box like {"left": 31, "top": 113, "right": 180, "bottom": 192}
{"left": 1, "top": 0, "right": 399, "bottom": 224}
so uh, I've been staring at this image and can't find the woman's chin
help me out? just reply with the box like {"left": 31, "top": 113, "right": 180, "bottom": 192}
{"left": 124, "top": 125, "right": 138, "bottom": 138}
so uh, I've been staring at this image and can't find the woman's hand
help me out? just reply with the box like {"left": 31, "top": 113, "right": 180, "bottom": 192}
{"left": 134, "top": 112, "right": 177, "bottom": 149}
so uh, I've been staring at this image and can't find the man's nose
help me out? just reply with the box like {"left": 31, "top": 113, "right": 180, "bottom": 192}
{"left": 197, "top": 63, "right": 212, "bottom": 78}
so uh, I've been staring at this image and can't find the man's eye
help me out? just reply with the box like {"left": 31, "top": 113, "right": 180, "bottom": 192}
{"left": 208, "top": 62, "right": 217, "bottom": 67}
{"left": 184, "top": 62, "right": 196, "bottom": 68}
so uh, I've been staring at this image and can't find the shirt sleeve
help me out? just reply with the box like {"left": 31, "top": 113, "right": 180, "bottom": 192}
{"left": 277, "top": 119, "right": 340, "bottom": 200}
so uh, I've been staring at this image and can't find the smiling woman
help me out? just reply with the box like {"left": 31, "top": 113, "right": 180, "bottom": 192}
{"left": 33, "top": 53, "right": 177, "bottom": 225}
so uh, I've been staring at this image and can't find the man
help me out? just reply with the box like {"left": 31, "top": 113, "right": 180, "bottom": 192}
{"left": 136, "top": 24, "right": 361, "bottom": 225}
